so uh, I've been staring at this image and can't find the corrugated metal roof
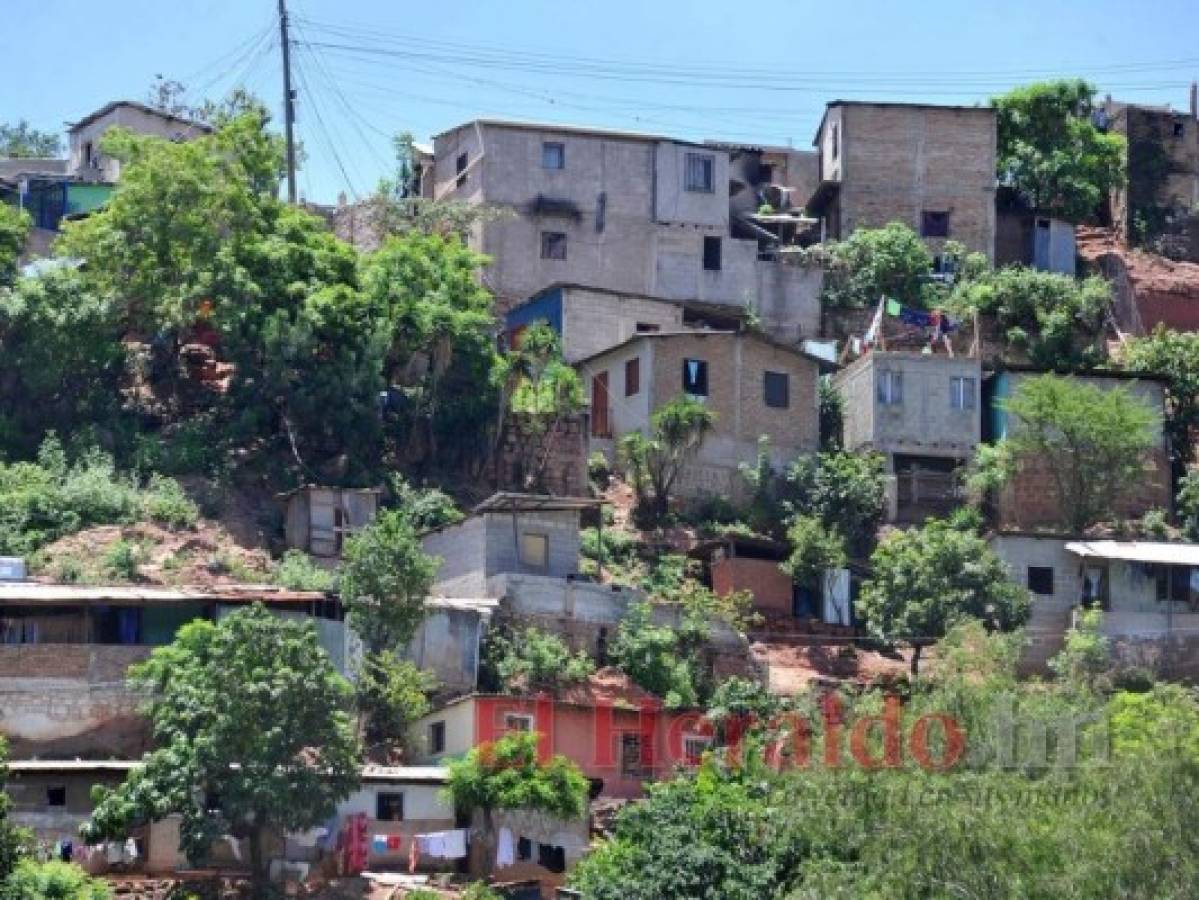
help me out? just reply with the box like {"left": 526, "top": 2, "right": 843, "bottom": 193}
{"left": 359, "top": 765, "right": 449, "bottom": 783}
{"left": 1065, "top": 541, "right": 1199, "bottom": 566}
{"left": 0, "top": 583, "right": 328, "bottom": 604}
{"left": 473, "top": 492, "right": 602, "bottom": 514}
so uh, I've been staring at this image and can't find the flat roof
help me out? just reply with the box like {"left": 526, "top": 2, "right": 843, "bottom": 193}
{"left": 359, "top": 765, "right": 449, "bottom": 784}
{"left": 0, "top": 583, "right": 328, "bottom": 605}
{"left": 6, "top": 760, "right": 448, "bottom": 783}
{"left": 473, "top": 492, "right": 602, "bottom": 514}
{"left": 812, "top": 99, "right": 992, "bottom": 146}
{"left": 988, "top": 364, "right": 1169, "bottom": 383}
{"left": 1065, "top": 541, "right": 1199, "bottom": 566}
{"left": 433, "top": 118, "right": 710, "bottom": 148}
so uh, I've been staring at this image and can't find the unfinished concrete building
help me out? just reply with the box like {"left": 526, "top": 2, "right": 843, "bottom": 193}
{"left": 577, "top": 331, "right": 822, "bottom": 501}
{"left": 834, "top": 351, "right": 981, "bottom": 523}
{"left": 806, "top": 101, "right": 998, "bottom": 259}
{"left": 430, "top": 119, "right": 822, "bottom": 335}
{"left": 1101, "top": 93, "right": 1199, "bottom": 261}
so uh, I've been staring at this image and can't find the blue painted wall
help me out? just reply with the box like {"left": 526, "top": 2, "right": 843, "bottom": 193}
{"left": 505, "top": 287, "right": 563, "bottom": 337}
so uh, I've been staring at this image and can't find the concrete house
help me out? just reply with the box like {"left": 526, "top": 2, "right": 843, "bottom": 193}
{"left": 994, "top": 188, "right": 1076, "bottom": 274}
{"left": 987, "top": 370, "right": 1171, "bottom": 530}
{"left": 0, "top": 582, "right": 349, "bottom": 758}
{"left": 806, "top": 101, "right": 998, "bottom": 259}
{"left": 67, "top": 100, "right": 212, "bottom": 184}
{"left": 989, "top": 534, "right": 1199, "bottom": 679}
{"left": 576, "top": 330, "right": 823, "bottom": 501}
{"left": 431, "top": 119, "right": 822, "bottom": 332}
{"left": 834, "top": 351, "right": 982, "bottom": 522}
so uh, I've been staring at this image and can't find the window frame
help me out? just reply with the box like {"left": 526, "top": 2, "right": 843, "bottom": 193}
{"left": 683, "top": 734, "right": 712, "bottom": 765}
{"left": 455, "top": 152, "right": 468, "bottom": 188}
{"left": 46, "top": 786, "right": 67, "bottom": 808}
{"left": 764, "top": 371, "right": 790, "bottom": 409}
{"left": 504, "top": 712, "right": 536, "bottom": 733}
{"left": 684, "top": 152, "right": 715, "bottom": 193}
{"left": 540, "top": 230, "right": 568, "bottom": 260}
{"left": 876, "top": 370, "right": 903, "bottom": 406}
{"left": 702, "top": 235, "right": 722, "bottom": 271}
{"left": 620, "top": 732, "right": 649, "bottom": 777}
{"left": 683, "top": 358, "right": 709, "bottom": 398}
{"left": 624, "top": 357, "right": 640, "bottom": 397}
{"left": 541, "top": 141, "right": 566, "bottom": 169}
{"left": 519, "top": 532, "right": 550, "bottom": 570}
{"left": 429, "top": 720, "right": 446, "bottom": 755}
{"left": 950, "top": 376, "right": 976, "bottom": 410}
{"left": 375, "top": 791, "right": 405, "bottom": 822}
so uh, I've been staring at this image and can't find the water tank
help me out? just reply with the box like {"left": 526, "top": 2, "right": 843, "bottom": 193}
{"left": 0, "top": 558, "right": 26, "bottom": 581}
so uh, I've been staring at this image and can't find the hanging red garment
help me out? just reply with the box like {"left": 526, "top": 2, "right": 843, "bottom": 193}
{"left": 342, "top": 813, "right": 369, "bottom": 875}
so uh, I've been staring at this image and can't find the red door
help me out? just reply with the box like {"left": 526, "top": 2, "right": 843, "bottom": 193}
{"left": 591, "top": 372, "right": 611, "bottom": 438}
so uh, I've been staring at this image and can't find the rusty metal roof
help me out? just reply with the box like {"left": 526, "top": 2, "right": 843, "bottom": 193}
{"left": 0, "top": 583, "right": 328, "bottom": 605}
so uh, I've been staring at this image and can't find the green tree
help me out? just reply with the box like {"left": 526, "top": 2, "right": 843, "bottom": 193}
{"left": 481, "top": 624, "right": 595, "bottom": 694}
{"left": 0, "top": 740, "right": 31, "bottom": 884}
{"left": 998, "top": 374, "right": 1158, "bottom": 531}
{"left": 447, "top": 733, "right": 588, "bottom": 877}
{"left": 1177, "top": 469, "right": 1199, "bottom": 542}
{"left": 1049, "top": 606, "right": 1112, "bottom": 692}
{"left": 993, "top": 79, "right": 1126, "bottom": 222}
{"left": 858, "top": 518, "right": 1030, "bottom": 675}
{"left": 339, "top": 509, "right": 438, "bottom": 653}
{"left": 817, "top": 222, "right": 935, "bottom": 309}
{"left": 355, "top": 650, "right": 436, "bottom": 751}
{"left": 0, "top": 269, "right": 127, "bottom": 458}
{"left": 783, "top": 451, "right": 887, "bottom": 552}
{"left": 0, "top": 205, "right": 29, "bottom": 288}
{"left": 817, "top": 378, "right": 843, "bottom": 450}
{"left": 782, "top": 516, "right": 847, "bottom": 597}
{"left": 619, "top": 396, "right": 716, "bottom": 526}
{"left": 83, "top": 605, "right": 360, "bottom": 886}
{"left": 0, "top": 121, "right": 62, "bottom": 158}
{"left": 1125, "top": 326, "right": 1199, "bottom": 467}
{"left": 2, "top": 860, "right": 109, "bottom": 899}
{"left": 610, "top": 599, "right": 709, "bottom": 708}
{"left": 948, "top": 267, "right": 1110, "bottom": 370}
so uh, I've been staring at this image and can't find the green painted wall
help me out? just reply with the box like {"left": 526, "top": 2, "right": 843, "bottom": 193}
{"left": 66, "top": 183, "right": 113, "bottom": 216}
{"left": 142, "top": 603, "right": 206, "bottom": 645}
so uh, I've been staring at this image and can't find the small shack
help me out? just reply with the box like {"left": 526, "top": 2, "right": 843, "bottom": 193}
{"left": 279, "top": 485, "right": 382, "bottom": 557}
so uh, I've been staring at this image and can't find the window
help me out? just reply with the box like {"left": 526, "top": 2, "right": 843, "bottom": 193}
{"left": 703, "top": 236, "right": 722, "bottom": 271}
{"left": 877, "top": 370, "right": 903, "bottom": 406}
{"left": 46, "top": 786, "right": 66, "bottom": 808}
{"left": 1174, "top": 121, "right": 1186, "bottom": 138}
{"left": 635, "top": 322, "right": 660, "bottom": 333}
{"left": 684, "top": 153, "right": 715, "bottom": 192}
{"left": 764, "top": 371, "right": 790, "bottom": 409}
{"left": 540, "top": 230, "right": 567, "bottom": 260}
{"left": 542, "top": 141, "right": 565, "bottom": 169}
{"left": 429, "top": 720, "right": 446, "bottom": 754}
{"left": 538, "top": 843, "right": 567, "bottom": 873}
{"left": 455, "top": 152, "right": 468, "bottom": 188}
{"left": 683, "top": 358, "right": 709, "bottom": 397}
{"left": 950, "top": 376, "right": 976, "bottom": 410}
{"left": 683, "top": 735, "right": 712, "bottom": 765}
{"left": 625, "top": 357, "right": 640, "bottom": 397}
{"left": 1027, "top": 567, "right": 1054, "bottom": 596}
{"left": 376, "top": 792, "right": 404, "bottom": 821}
{"left": 84, "top": 141, "right": 94, "bottom": 167}
{"left": 921, "top": 210, "right": 950, "bottom": 238}
{"left": 505, "top": 713, "right": 535, "bottom": 732}
{"left": 621, "top": 733, "right": 648, "bottom": 777}
{"left": 830, "top": 123, "right": 839, "bottom": 160}
{"left": 519, "top": 533, "right": 549, "bottom": 569}
{"left": 517, "top": 837, "right": 532, "bottom": 861}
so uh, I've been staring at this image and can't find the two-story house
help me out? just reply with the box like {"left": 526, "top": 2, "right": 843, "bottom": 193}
{"left": 806, "top": 101, "right": 997, "bottom": 260}
{"left": 834, "top": 350, "right": 982, "bottom": 522}
{"left": 430, "top": 119, "right": 822, "bottom": 336}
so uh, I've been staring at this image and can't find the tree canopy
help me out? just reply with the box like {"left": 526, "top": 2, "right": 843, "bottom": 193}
{"left": 817, "top": 221, "right": 935, "bottom": 309}
{"left": 1125, "top": 326, "right": 1199, "bottom": 467}
{"left": 83, "top": 605, "right": 360, "bottom": 883}
{"left": 993, "top": 79, "right": 1126, "bottom": 222}
{"left": 0, "top": 120, "right": 62, "bottom": 158}
{"left": 998, "top": 374, "right": 1159, "bottom": 531}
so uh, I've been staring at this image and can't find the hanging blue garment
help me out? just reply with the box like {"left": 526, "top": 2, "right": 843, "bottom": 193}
{"left": 117, "top": 609, "right": 140, "bottom": 645}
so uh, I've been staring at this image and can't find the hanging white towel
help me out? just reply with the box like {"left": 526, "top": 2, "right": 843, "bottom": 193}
{"left": 496, "top": 827, "right": 515, "bottom": 868}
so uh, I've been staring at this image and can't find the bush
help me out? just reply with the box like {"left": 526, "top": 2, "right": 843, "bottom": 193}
{"left": 273, "top": 549, "right": 337, "bottom": 592}
{"left": 142, "top": 474, "right": 199, "bottom": 529}
{"left": 386, "top": 475, "right": 463, "bottom": 532}
{"left": 103, "top": 540, "right": 145, "bottom": 581}
{"left": 3, "top": 859, "right": 111, "bottom": 899}
{"left": 482, "top": 625, "right": 595, "bottom": 694}
{"left": 818, "top": 222, "right": 936, "bottom": 309}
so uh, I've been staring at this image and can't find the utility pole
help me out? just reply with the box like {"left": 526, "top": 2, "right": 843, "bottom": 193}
{"left": 278, "top": 0, "right": 298, "bottom": 203}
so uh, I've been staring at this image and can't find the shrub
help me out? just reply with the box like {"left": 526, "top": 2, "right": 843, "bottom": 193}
{"left": 142, "top": 474, "right": 199, "bottom": 529}
{"left": 386, "top": 475, "right": 463, "bottom": 532}
{"left": 482, "top": 625, "right": 595, "bottom": 694}
{"left": 819, "top": 222, "right": 936, "bottom": 309}
{"left": 103, "top": 540, "right": 144, "bottom": 581}
{"left": 3, "top": 859, "right": 111, "bottom": 899}
{"left": 273, "top": 549, "right": 337, "bottom": 592}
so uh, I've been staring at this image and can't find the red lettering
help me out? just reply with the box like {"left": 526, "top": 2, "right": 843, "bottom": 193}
{"left": 849, "top": 694, "right": 903, "bottom": 769}
{"left": 910, "top": 713, "right": 965, "bottom": 771}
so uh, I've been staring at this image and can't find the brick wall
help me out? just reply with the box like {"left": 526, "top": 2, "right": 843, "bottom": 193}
{"left": 712, "top": 557, "right": 793, "bottom": 616}
{"left": 494, "top": 413, "right": 588, "bottom": 497}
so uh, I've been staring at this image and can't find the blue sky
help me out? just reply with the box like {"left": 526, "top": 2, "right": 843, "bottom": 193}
{"left": 5, "top": 0, "right": 1199, "bottom": 202}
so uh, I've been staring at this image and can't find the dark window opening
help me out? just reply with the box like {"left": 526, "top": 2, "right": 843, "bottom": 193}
{"left": 455, "top": 152, "right": 468, "bottom": 188}
{"left": 683, "top": 358, "right": 709, "bottom": 397}
{"left": 1027, "top": 566, "right": 1054, "bottom": 596}
{"left": 538, "top": 843, "right": 567, "bottom": 873}
{"left": 429, "top": 720, "right": 446, "bottom": 754}
{"left": 84, "top": 142, "right": 94, "bottom": 167}
{"left": 635, "top": 322, "right": 660, "bottom": 333}
{"left": 621, "top": 733, "right": 649, "bottom": 777}
{"left": 46, "top": 787, "right": 66, "bottom": 808}
{"left": 542, "top": 142, "right": 565, "bottom": 169}
{"left": 831, "top": 124, "right": 839, "bottom": 161}
{"left": 625, "top": 357, "right": 640, "bottom": 397}
{"left": 376, "top": 792, "right": 404, "bottom": 821}
{"left": 703, "top": 236, "right": 722, "bottom": 271}
{"left": 921, "top": 211, "right": 950, "bottom": 238}
{"left": 764, "top": 371, "right": 790, "bottom": 409}
{"left": 517, "top": 837, "right": 532, "bottom": 861}
{"left": 685, "top": 153, "right": 715, "bottom": 192}
{"left": 1174, "top": 121, "right": 1186, "bottom": 138}
{"left": 540, "top": 231, "right": 567, "bottom": 260}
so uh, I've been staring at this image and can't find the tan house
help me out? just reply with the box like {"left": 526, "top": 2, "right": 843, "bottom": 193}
{"left": 834, "top": 351, "right": 982, "bottom": 522}
{"left": 576, "top": 331, "right": 823, "bottom": 500}
{"left": 67, "top": 100, "right": 212, "bottom": 184}
{"left": 807, "top": 101, "right": 997, "bottom": 259}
